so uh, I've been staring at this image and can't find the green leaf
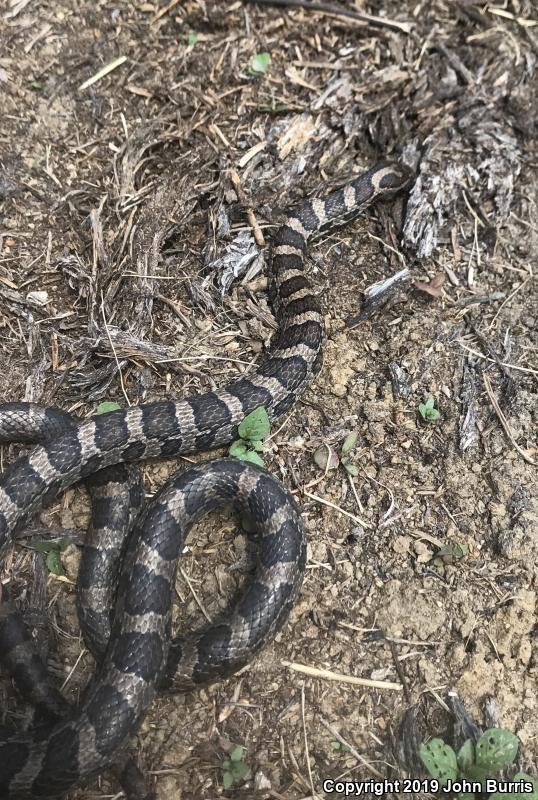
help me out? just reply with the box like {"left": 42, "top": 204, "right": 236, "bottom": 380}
{"left": 465, "top": 763, "right": 488, "bottom": 783}
{"left": 230, "top": 746, "right": 244, "bottom": 762}
{"left": 341, "top": 431, "right": 358, "bottom": 454}
{"left": 512, "top": 773, "right": 538, "bottom": 799}
{"left": 229, "top": 440, "right": 248, "bottom": 458}
{"left": 342, "top": 462, "right": 359, "bottom": 476}
{"left": 240, "top": 450, "right": 264, "bottom": 467}
{"left": 95, "top": 401, "right": 121, "bottom": 414}
{"left": 232, "top": 761, "right": 250, "bottom": 780}
{"left": 229, "top": 439, "right": 265, "bottom": 467}
{"left": 223, "top": 770, "right": 234, "bottom": 789}
{"left": 435, "top": 542, "right": 469, "bottom": 565}
{"left": 330, "top": 739, "right": 342, "bottom": 750}
{"left": 419, "top": 739, "right": 458, "bottom": 787}
{"left": 30, "top": 80, "right": 44, "bottom": 90}
{"left": 457, "top": 739, "right": 475, "bottom": 773}
{"left": 250, "top": 52, "right": 271, "bottom": 74}
{"left": 471, "top": 765, "right": 537, "bottom": 798}
{"left": 187, "top": 31, "right": 198, "bottom": 45}
{"left": 32, "top": 540, "right": 55, "bottom": 554}
{"left": 250, "top": 439, "right": 265, "bottom": 452}
{"left": 46, "top": 549, "right": 65, "bottom": 576}
{"left": 329, "top": 739, "right": 348, "bottom": 752}
{"left": 238, "top": 407, "right": 270, "bottom": 442}
{"left": 418, "top": 396, "right": 441, "bottom": 422}
{"left": 475, "top": 729, "right": 518, "bottom": 772}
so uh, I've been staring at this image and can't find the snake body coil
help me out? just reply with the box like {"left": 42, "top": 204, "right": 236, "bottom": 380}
{"left": 0, "top": 162, "right": 411, "bottom": 798}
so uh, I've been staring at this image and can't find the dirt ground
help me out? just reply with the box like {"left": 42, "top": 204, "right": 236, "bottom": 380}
{"left": 0, "top": 1, "right": 537, "bottom": 799}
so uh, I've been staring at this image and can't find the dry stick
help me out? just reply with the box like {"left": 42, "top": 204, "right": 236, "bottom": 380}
{"left": 467, "top": 319, "right": 514, "bottom": 387}
{"left": 458, "top": 342, "right": 538, "bottom": 376}
{"left": 229, "top": 171, "right": 265, "bottom": 247}
{"left": 488, "top": 276, "right": 531, "bottom": 330}
{"left": 319, "top": 718, "right": 385, "bottom": 779}
{"left": 300, "top": 684, "right": 316, "bottom": 798}
{"left": 303, "top": 489, "right": 371, "bottom": 529}
{"left": 483, "top": 373, "right": 535, "bottom": 466}
{"left": 61, "top": 648, "right": 87, "bottom": 691}
{"left": 100, "top": 293, "right": 131, "bottom": 407}
{"left": 282, "top": 660, "right": 402, "bottom": 691}
{"left": 387, "top": 640, "right": 411, "bottom": 704}
{"left": 244, "top": 0, "right": 412, "bottom": 34}
{"left": 436, "top": 43, "right": 474, "bottom": 84}
{"left": 78, "top": 56, "right": 127, "bottom": 91}
{"left": 156, "top": 292, "right": 191, "bottom": 328}
{"left": 179, "top": 567, "right": 212, "bottom": 623}
{"left": 150, "top": 0, "right": 182, "bottom": 24}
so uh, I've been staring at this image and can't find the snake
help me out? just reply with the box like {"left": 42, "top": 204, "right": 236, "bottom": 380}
{"left": 0, "top": 161, "right": 412, "bottom": 798}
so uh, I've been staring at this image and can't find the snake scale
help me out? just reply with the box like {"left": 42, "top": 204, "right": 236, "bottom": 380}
{"left": 0, "top": 161, "right": 411, "bottom": 798}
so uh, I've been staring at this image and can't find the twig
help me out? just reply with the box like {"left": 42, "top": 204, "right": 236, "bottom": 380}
{"left": 455, "top": 292, "right": 505, "bottom": 307}
{"left": 319, "top": 717, "right": 385, "bottom": 779}
{"left": 150, "top": 0, "right": 181, "bottom": 24}
{"left": 301, "top": 684, "right": 316, "bottom": 797}
{"left": 488, "top": 277, "right": 531, "bottom": 329}
{"left": 100, "top": 293, "right": 131, "bottom": 407}
{"left": 436, "top": 43, "right": 474, "bottom": 84}
{"left": 282, "top": 660, "right": 402, "bottom": 691}
{"left": 78, "top": 56, "right": 127, "bottom": 91}
{"left": 230, "top": 171, "right": 265, "bottom": 247}
{"left": 302, "top": 490, "right": 371, "bottom": 528}
{"left": 483, "top": 373, "right": 535, "bottom": 466}
{"left": 179, "top": 567, "right": 212, "bottom": 623}
{"left": 60, "top": 648, "right": 87, "bottom": 691}
{"left": 388, "top": 640, "right": 411, "bottom": 704}
{"left": 244, "top": 0, "right": 412, "bottom": 34}
{"left": 347, "top": 473, "right": 365, "bottom": 515}
{"left": 466, "top": 320, "right": 514, "bottom": 388}
{"left": 458, "top": 342, "right": 538, "bottom": 376}
{"left": 156, "top": 292, "right": 191, "bottom": 328}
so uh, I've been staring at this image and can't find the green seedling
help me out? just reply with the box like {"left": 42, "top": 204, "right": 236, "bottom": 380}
{"left": 222, "top": 745, "right": 250, "bottom": 789}
{"left": 420, "top": 729, "right": 537, "bottom": 799}
{"left": 433, "top": 542, "right": 469, "bottom": 568}
{"left": 95, "top": 401, "right": 121, "bottom": 414}
{"left": 418, "top": 396, "right": 440, "bottom": 422}
{"left": 329, "top": 739, "right": 349, "bottom": 752}
{"left": 32, "top": 538, "right": 70, "bottom": 576}
{"left": 249, "top": 52, "right": 271, "bottom": 74}
{"left": 229, "top": 406, "right": 271, "bottom": 467}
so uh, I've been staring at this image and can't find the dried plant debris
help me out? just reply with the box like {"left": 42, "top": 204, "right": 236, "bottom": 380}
{"left": 388, "top": 362, "right": 411, "bottom": 399}
{"left": 402, "top": 37, "right": 529, "bottom": 258}
{"left": 206, "top": 229, "right": 264, "bottom": 295}
{"left": 414, "top": 272, "right": 445, "bottom": 299}
{"left": 459, "top": 358, "right": 478, "bottom": 452}
{"left": 347, "top": 268, "right": 411, "bottom": 326}
{"left": 448, "top": 691, "right": 483, "bottom": 747}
